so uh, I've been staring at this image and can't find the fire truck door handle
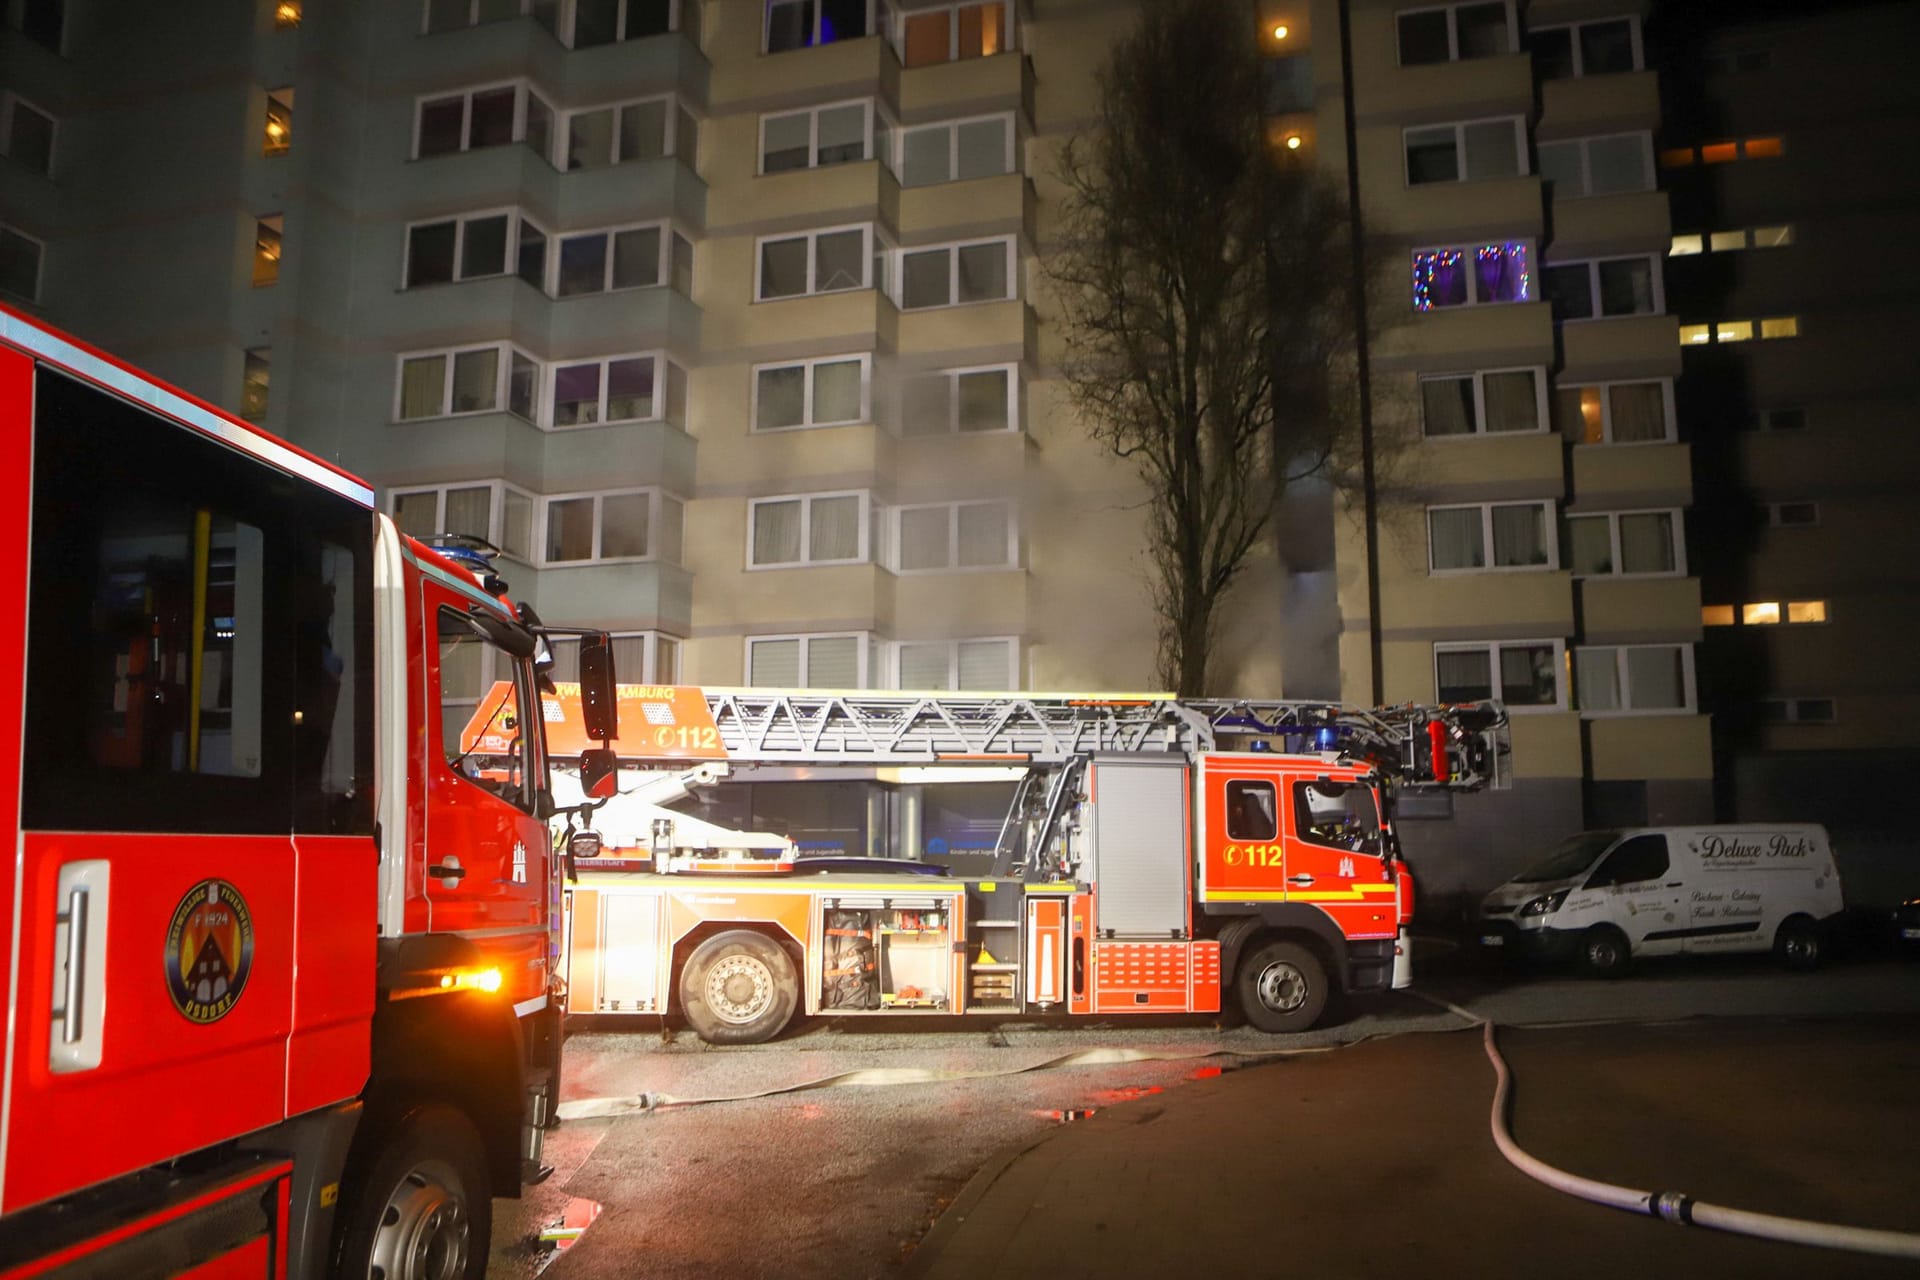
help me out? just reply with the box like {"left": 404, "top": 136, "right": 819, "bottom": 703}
{"left": 1286, "top": 874, "right": 1315, "bottom": 886}
{"left": 428, "top": 862, "right": 467, "bottom": 883}
{"left": 60, "top": 888, "right": 87, "bottom": 1044}
{"left": 51, "top": 859, "right": 109, "bottom": 1072}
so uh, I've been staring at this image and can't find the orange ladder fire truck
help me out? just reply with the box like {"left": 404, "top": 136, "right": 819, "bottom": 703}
{"left": 547, "top": 687, "right": 1508, "bottom": 1044}
{"left": 0, "top": 306, "right": 619, "bottom": 1280}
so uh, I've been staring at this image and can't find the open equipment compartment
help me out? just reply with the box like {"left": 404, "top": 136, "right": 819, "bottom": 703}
{"left": 817, "top": 893, "right": 958, "bottom": 1013}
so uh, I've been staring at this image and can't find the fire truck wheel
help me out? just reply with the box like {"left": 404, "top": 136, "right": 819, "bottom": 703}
{"left": 1576, "top": 925, "right": 1630, "bottom": 978}
{"left": 1236, "top": 940, "right": 1327, "bottom": 1034}
{"left": 334, "top": 1103, "right": 491, "bottom": 1280}
{"left": 680, "top": 930, "right": 799, "bottom": 1045}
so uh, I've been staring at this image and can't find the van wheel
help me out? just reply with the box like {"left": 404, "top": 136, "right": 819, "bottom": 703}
{"left": 1236, "top": 940, "right": 1329, "bottom": 1033}
{"left": 1775, "top": 916, "right": 1823, "bottom": 971}
{"left": 1576, "top": 926, "right": 1630, "bottom": 979}
{"left": 679, "top": 931, "right": 799, "bottom": 1044}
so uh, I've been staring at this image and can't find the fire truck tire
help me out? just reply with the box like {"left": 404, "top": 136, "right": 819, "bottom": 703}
{"left": 1576, "top": 925, "right": 1630, "bottom": 978}
{"left": 680, "top": 930, "right": 799, "bottom": 1045}
{"left": 333, "top": 1103, "right": 491, "bottom": 1280}
{"left": 1236, "top": 940, "right": 1328, "bottom": 1034}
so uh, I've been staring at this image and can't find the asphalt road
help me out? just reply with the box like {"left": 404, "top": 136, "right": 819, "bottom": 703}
{"left": 488, "top": 948, "right": 1920, "bottom": 1279}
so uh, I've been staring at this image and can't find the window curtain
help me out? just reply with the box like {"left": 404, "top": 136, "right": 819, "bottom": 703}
{"left": 1618, "top": 513, "right": 1674, "bottom": 572}
{"left": 958, "top": 639, "right": 1011, "bottom": 690}
{"left": 450, "top": 349, "right": 498, "bottom": 413}
{"left": 1475, "top": 243, "right": 1528, "bottom": 302}
{"left": 750, "top": 638, "right": 801, "bottom": 687}
{"left": 1483, "top": 371, "right": 1538, "bottom": 432}
{"left": 1436, "top": 649, "right": 1493, "bottom": 701}
{"left": 598, "top": 492, "right": 650, "bottom": 559}
{"left": 1422, "top": 378, "right": 1475, "bottom": 435}
{"left": 753, "top": 500, "right": 803, "bottom": 565}
{"left": 757, "top": 366, "right": 806, "bottom": 429}
{"left": 812, "top": 360, "right": 863, "bottom": 423}
{"left": 898, "top": 507, "right": 951, "bottom": 570}
{"left": 1627, "top": 647, "right": 1686, "bottom": 708}
{"left": 899, "top": 643, "right": 952, "bottom": 690}
{"left": 1608, "top": 383, "right": 1666, "bottom": 442}
{"left": 400, "top": 356, "right": 446, "bottom": 419}
{"left": 393, "top": 491, "right": 440, "bottom": 539}
{"left": 1412, "top": 250, "right": 1467, "bottom": 310}
{"left": 444, "top": 487, "right": 492, "bottom": 541}
{"left": 1491, "top": 504, "right": 1546, "bottom": 566}
{"left": 1429, "top": 508, "right": 1484, "bottom": 569}
{"left": 957, "top": 503, "right": 1009, "bottom": 567}
{"left": 809, "top": 495, "right": 861, "bottom": 561}
{"left": 1575, "top": 648, "right": 1621, "bottom": 711}
{"left": 1501, "top": 644, "right": 1558, "bottom": 706}
{"left": 806, "top": 636, "right": 859, "bottom": 687}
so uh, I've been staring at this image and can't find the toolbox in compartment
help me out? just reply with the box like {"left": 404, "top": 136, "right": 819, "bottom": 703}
{"left": 818, "top": 897, "right": 954, "bottom": 1012}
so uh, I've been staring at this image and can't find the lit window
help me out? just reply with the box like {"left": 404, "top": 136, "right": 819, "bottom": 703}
{"left": 264, "top": 88, "right": 294, "bottom": 156}
{"left": 1702, "top": 605, "right": 1735, "bottom": 626}
{"left": 1716, "top": 320, "right": 1754, "bottom": 343}
{"left": 1708, "top": 230, "right": 1747, "bottom": 252}
{"left": 1742, "top": 602, "right": 1781, "bottom": 626}
{"left": 1679, "top": 324, "right": 1711, "bottom": 344}
{"left": 1434, "top": 639, "right": 1564, "bottom": 710}
{"left": 1404, "top": 118, "right": 1526, "bottom": 185}
{"left": 252, "top": 216, "right": 283, "bottom": 287}
{"left": 1659, "top": 147, "right": 1695, "bottom": 168}
{"left": 1743, "top": 136, "right": 1784, "bottom": 158}
{"left": 1760, "top": 316, "right": 1799, "bottom": 339}
{"left": 1751, "top": 225, "right": 1793, "bottom": 248}
{"left": 1396, "top": 3, "right": 1514, "bottom": 66}
{"left": 1, "top": 93, "right": 56, "bottom": 177}
{"left": 1411, "top": 242, "right": 1532, "bottom": 310}
{"left": 1669, "top": 234, "right": 1703, "bottom": 256}
{"left": 275, "top": 1, "right": 302, "bottom": 27}
{"left": 1700, "top": 141, "right": 1738, "bottom": 164}
{"left": 1787, "top": 600, "right": 1827, "bottom": 624}
{"left": 900, "top": 1, "right": 1011, "bottom": 68}
{"left": 1553, "top": 380, "right": 1672, "bottom": 446}
{"left": 1419, "top": 368, "right": 1545, "bottom": 437}
{"left": 241, "top": 348, "right": 271, "bottom": 421}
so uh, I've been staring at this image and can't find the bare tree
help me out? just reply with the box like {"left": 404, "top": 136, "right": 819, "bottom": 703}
{"left": 1046, "top": 0, "right": 1366, "bottom": 695}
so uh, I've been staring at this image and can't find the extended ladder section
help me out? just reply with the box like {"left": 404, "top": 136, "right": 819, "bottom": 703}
{"left": 695, "top": 690, "right": 1510, "bottom": 790}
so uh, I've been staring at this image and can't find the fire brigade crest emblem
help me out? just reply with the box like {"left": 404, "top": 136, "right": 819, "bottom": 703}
{"left": 163, "top": 879, "right": 255, "bottom": 1024}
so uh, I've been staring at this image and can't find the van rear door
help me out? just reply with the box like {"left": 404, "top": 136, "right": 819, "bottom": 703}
{"left": 1582, "top": 833, "right": 1684, "bottom": 957}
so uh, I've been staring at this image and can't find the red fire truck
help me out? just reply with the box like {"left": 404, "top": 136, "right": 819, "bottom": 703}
{"left": 543, "top": 687, "right": 1507, "bottom": 1044}
{"left": 0, "top": 306, "right": 619, "bottom": 1279}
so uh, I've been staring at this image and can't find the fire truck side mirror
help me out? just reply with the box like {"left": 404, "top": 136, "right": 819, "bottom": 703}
{"left": 579, "top": 747, "right": 619, "bottom": 800}
{"left": 578, "top": 634, "right": 618, "bottom": 742}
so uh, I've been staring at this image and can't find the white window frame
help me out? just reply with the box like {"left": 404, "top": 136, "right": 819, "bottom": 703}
{"left": 547, "top": 630, "right": 683, "bottom": 684}
{"left": 0, "top": 222, "right": 44, "bottom": 302}
{"left": 890, "top": 636, "right": 1019, "bottom": 691}
{"left": 548, "top": 219, "right": 681, "bottom": 297}
{"left": 894, "top": 111, "right": 1018, "bottom": 187}
{"left": 1417, "top": 366, "right": 1549, "bottom": 438}
{"left": 1536, "top": 132, "right": 1655, "bottom": 199}
{"left": 764, "top": 0, "right": 883, "bottom": 52}
{"left": 1426, "top": 500, "right": 1558, "bottom": 574}
{"left": 750, "top": 353, "right": 873, "bottom": 432}
{"left": 393, "top": 342, "right": 542, "bottom": 423}
{"left": 402, "top": 207, "right": 542, "bottom": 288}
{"left": 890, "top": 0, "right": 1015, "bottom": 66}
{"left": 1433, "top": 638, "right": 1567, "bottom": 713}
{"left": 895, "top": 235, "right": 1017, "bottom": 311}
{"left": 411, "top": 80, "right": 555, "bottom": 163}
{"left": 1556, "top": 377, "right": 1677, "bottom": 446}
{"left": 754, "top": 222, "right": 879, "bottom": 301}
{"left": 539, "top": 486, "right": 681, "bottom": 566}
{"left": 421, "top": 0, "right": 543, "bottom": 33}
{"left": 1564, "top": 507, "right": 1686, "bottom": 578}
{"left": 1573, "top": 643, "right": 1695, "bottom": 718}
{"left": 747, "top": 490, "right": 874, "bottom": 569}
{"left": 1530, "top": 15, "right": 1644, "bottom": 78}
{"left": 389, "top": 479, "right": 542, "bottom": 564}
{"left": 1395, "top": 2, "right": 1518, "bottom": 65}
{"left": 891, "top": 500, "right": 1018, "bottom": 573}
{"left": 556, "top": 0, "right": 684, "bottom": 45}
{"left": 757, "top": 98, "right": 876, "bottom": 175}
{"left": 1401, "top": 116, "right": 1527, "bottom": 186}
{"left": 1410, "top": 240, "right": 1534, "bottom": 311}
{"left": 745, "top": 631, "right": 876, "bottom": 689}
{"left": 559, "top": 92, "right": 697, "bottom": 170}
{"left": 901, "top": 363, "right": 1020, "bottom": 436}
{"left": 1541, "top": 254, "right": 1664, "bottom": 321}
{"left": 0, "top": 92, "right": 54, "bottom": 177}
{"left": 545, "top": 350, "right": 683, "bottom": 429}
{"left": 1766, "top": 501, "right": 1820, "bottom": 528}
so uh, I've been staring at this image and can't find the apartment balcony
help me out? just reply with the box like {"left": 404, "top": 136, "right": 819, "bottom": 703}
{"left": 1560, "top": 312, "right": 1680, "bottom": 382}
{"left": 1368, "top": 174, "right": 1544, "bottom": 249}
{"left": 709, "top": 36, "right": 895, "bottom": 110}
{"left": 1355, "top": 51, "right": 1534, "bottom": 128}
{"left": 896, "top": 299, "right": 1030, "bottom": 359}
{"left": 719, "top": 421, "right": 891, "bottom": 493}
{"left": 709, "top": 161, "right": 895, "bottom": 238}
{"left": 1372, "top": 301, "right": 1555, "bottom": 375}
{"left": 383, "top": 144, "right": 562, "bottom": 220}
{"left": 389, "top": 19, "right": 706, "bottom": 105}
{"left": 1579, "top": 577, "right": 1703, "bottom": 643}
{"left": 1536, "top": 70, "right": 1660, "bottom": 140}
{"left": 893, "top": 570, "right": 1030, "bottom": 637}
{"left": 1587, "top": 715, "right": 1713, "bottom": 781}
{"left": 1547, "top": 189, "right": 1669, "bottom": 260}
{"left": 367, "top": 274, "right": 553, "bottom": 346}
{"left": 706, "top": 563, "right": 896, "bottom": 632}
{"left": 1410, "top": 431, "right": 1564, "bottom": 498}
{"left": 376, "top": 409, "right": 693, "bottom": 496}
{"left": 896, "top": 173, "right": 1031, "bottom": 242}
{"left": 547, "top": 284, "right": 701, "bottom": 359}
{"left": 720, "top": 289, "right": 896, "bottom": 357}
{"left": 521, "top": 559, "right": 693, "bottom": 635}
{"left": 1506, "top": 712, "right": 1585, "bottom": 779}
{"left": 1570, "top": 441, "right": 1692, "bottom": 507}
{"left": 893, "top": 429, "right": 1032, "bottom": 499}
{"left": 534, "top": 417, "right": 697, "bottom": 494}
{"left": 555, "top": 157, "right": 707, "bottom": 237}
{"left": 896, "top": 50, "right": 1027, "bottom": 121}
{"left": 1377, "top": 569, "right": 1574, "bottom": 636}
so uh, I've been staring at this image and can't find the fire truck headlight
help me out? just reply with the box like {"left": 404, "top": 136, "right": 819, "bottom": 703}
{"left": 1519, "top": 890, "right": 1568, "bottom": 918}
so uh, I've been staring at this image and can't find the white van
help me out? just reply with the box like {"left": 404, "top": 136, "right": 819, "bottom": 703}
{"left": 1475, "top": 825, "right": 1843, "bottom": 976}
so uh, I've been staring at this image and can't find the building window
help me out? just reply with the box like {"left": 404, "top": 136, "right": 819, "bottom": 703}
{"left": 1427, "top": 501, "right": 1555, "bottom": 572}
{"left": 1767, "top": 501, "right": 1819, "bottom": 528}
{"left": 392, "top": 481, "right": 538, "bottom": 563}
{"left": 1553, "top": 379, "right": 1673, "bottom": 445}
{"left": 894, "top": 637, "right": 1016, "bottom": 691}
{"left": 1531, "top": 16, "right": 1640, "bottom": 79}
{"left": 1759, "top": 698, "right": 1835, "bottom": 725}
{"left": 1574, "top": 644, "right": 1693, "bottom": 716}
{"left": 1, "top": 94, "right": 55, "bottom": 177}
{"left": 264, "top": 88, "right": 294, "bottom": 157}
{"left": 253, "top": 216, "right": 284, "bottom": 287}
{"left": 1541, "top": 255, "right": 1661, "bottom": 322}
{"left": 893, "top": 501, "right": 1016, "bottom": 572}
{"left": 395, "top": 343, "right": 540, "bottom": 422}
{"left": 1419, "top": 367, "right": 1545, "bottom": 436}
{"left": 1566, "top": 509, "right": 1682, "bottom": 577}
{"left": 274, "top": 1, "right": 302, "bottom": 28}
{"left": 566, "top": 0, "right": 677, "bottom": 45}
{"left": 1701, "top": 605, "right": 1735, "bottom": 627}
{"left": 405, "top": 210, "right": 546, "bottom": 288}
{"left": 747, "top": 632, "right": 870, "bottom": 688}
{"left": 1434, "top": 639, "right": 1564, "bottom": 710}
{"left": 563, "top": 94, "right": 697, "bottom": 170}
{"left": 1734, "top": 601, "right": 1829, "bottom": 626}
{"left": 1410, "top": 242, "right": 1531, "bottom": 310}
{"left": 414, "top": 83, "right": 555, "bottom": 163}
{"left": 1669, "top": 224, "right": 1792, "bottom": 256}
{"left": 897, "top": 237, "right": 1015, "bottom": 310}
{"left": 1397, "top": 2, "right": 1513, "bottom": 65}
{"left": 1744, "top": 407, "right": 1807, "bottom": 433}
{"left": 1679, "top": 316, "right": 1799, "bottom": 346}
{"left": 897, "top": 113, "right": 1015, "bottom": 186}
{"left": 901, "top": 365, "right": 1018, "bottom": 436}
{"left": 749, "top": 491, "right": 871, "bottom": 567}
{"left": 1536, "top": 132, "right": 1652, "bottom": 198}
{"left": 553, "top": 222, "right": 683, "bottom": 297}
{"left": 898, "top": 1, "right": 1011, "bottom": 68}
{"left": 753, "top": 354, "right": 870, "bottom": 431}
{"left": 549, "top": 352, "right": 684, "bottom": 428}
{"left": 766, "top": 0, "right": 878, "bottom": 52}
{"left": 1403, "top": 117, "right": 1525, "bottom": 185}
{"left": 760, "top": 99, "right": 874, "bottom": 174}
{"left": 240, "top": 348, "right": 271, "bottom": 421}
{"left": 11, "top": 0, "right": 63, "bottom": 51}
{"left": 546, "top": 631, "right": 681, "bottom": 684}
{"left": 540, "top": 488, "right": 682, "bottom": 565}
{"left": 0, "top": 224, "right": 42, "bottom": 301}
{"left": 1659, "top": 136, "right": 1784, "bottom": 168}
{"left": 756, "top": 224, "right": 876, "bottom": 300}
